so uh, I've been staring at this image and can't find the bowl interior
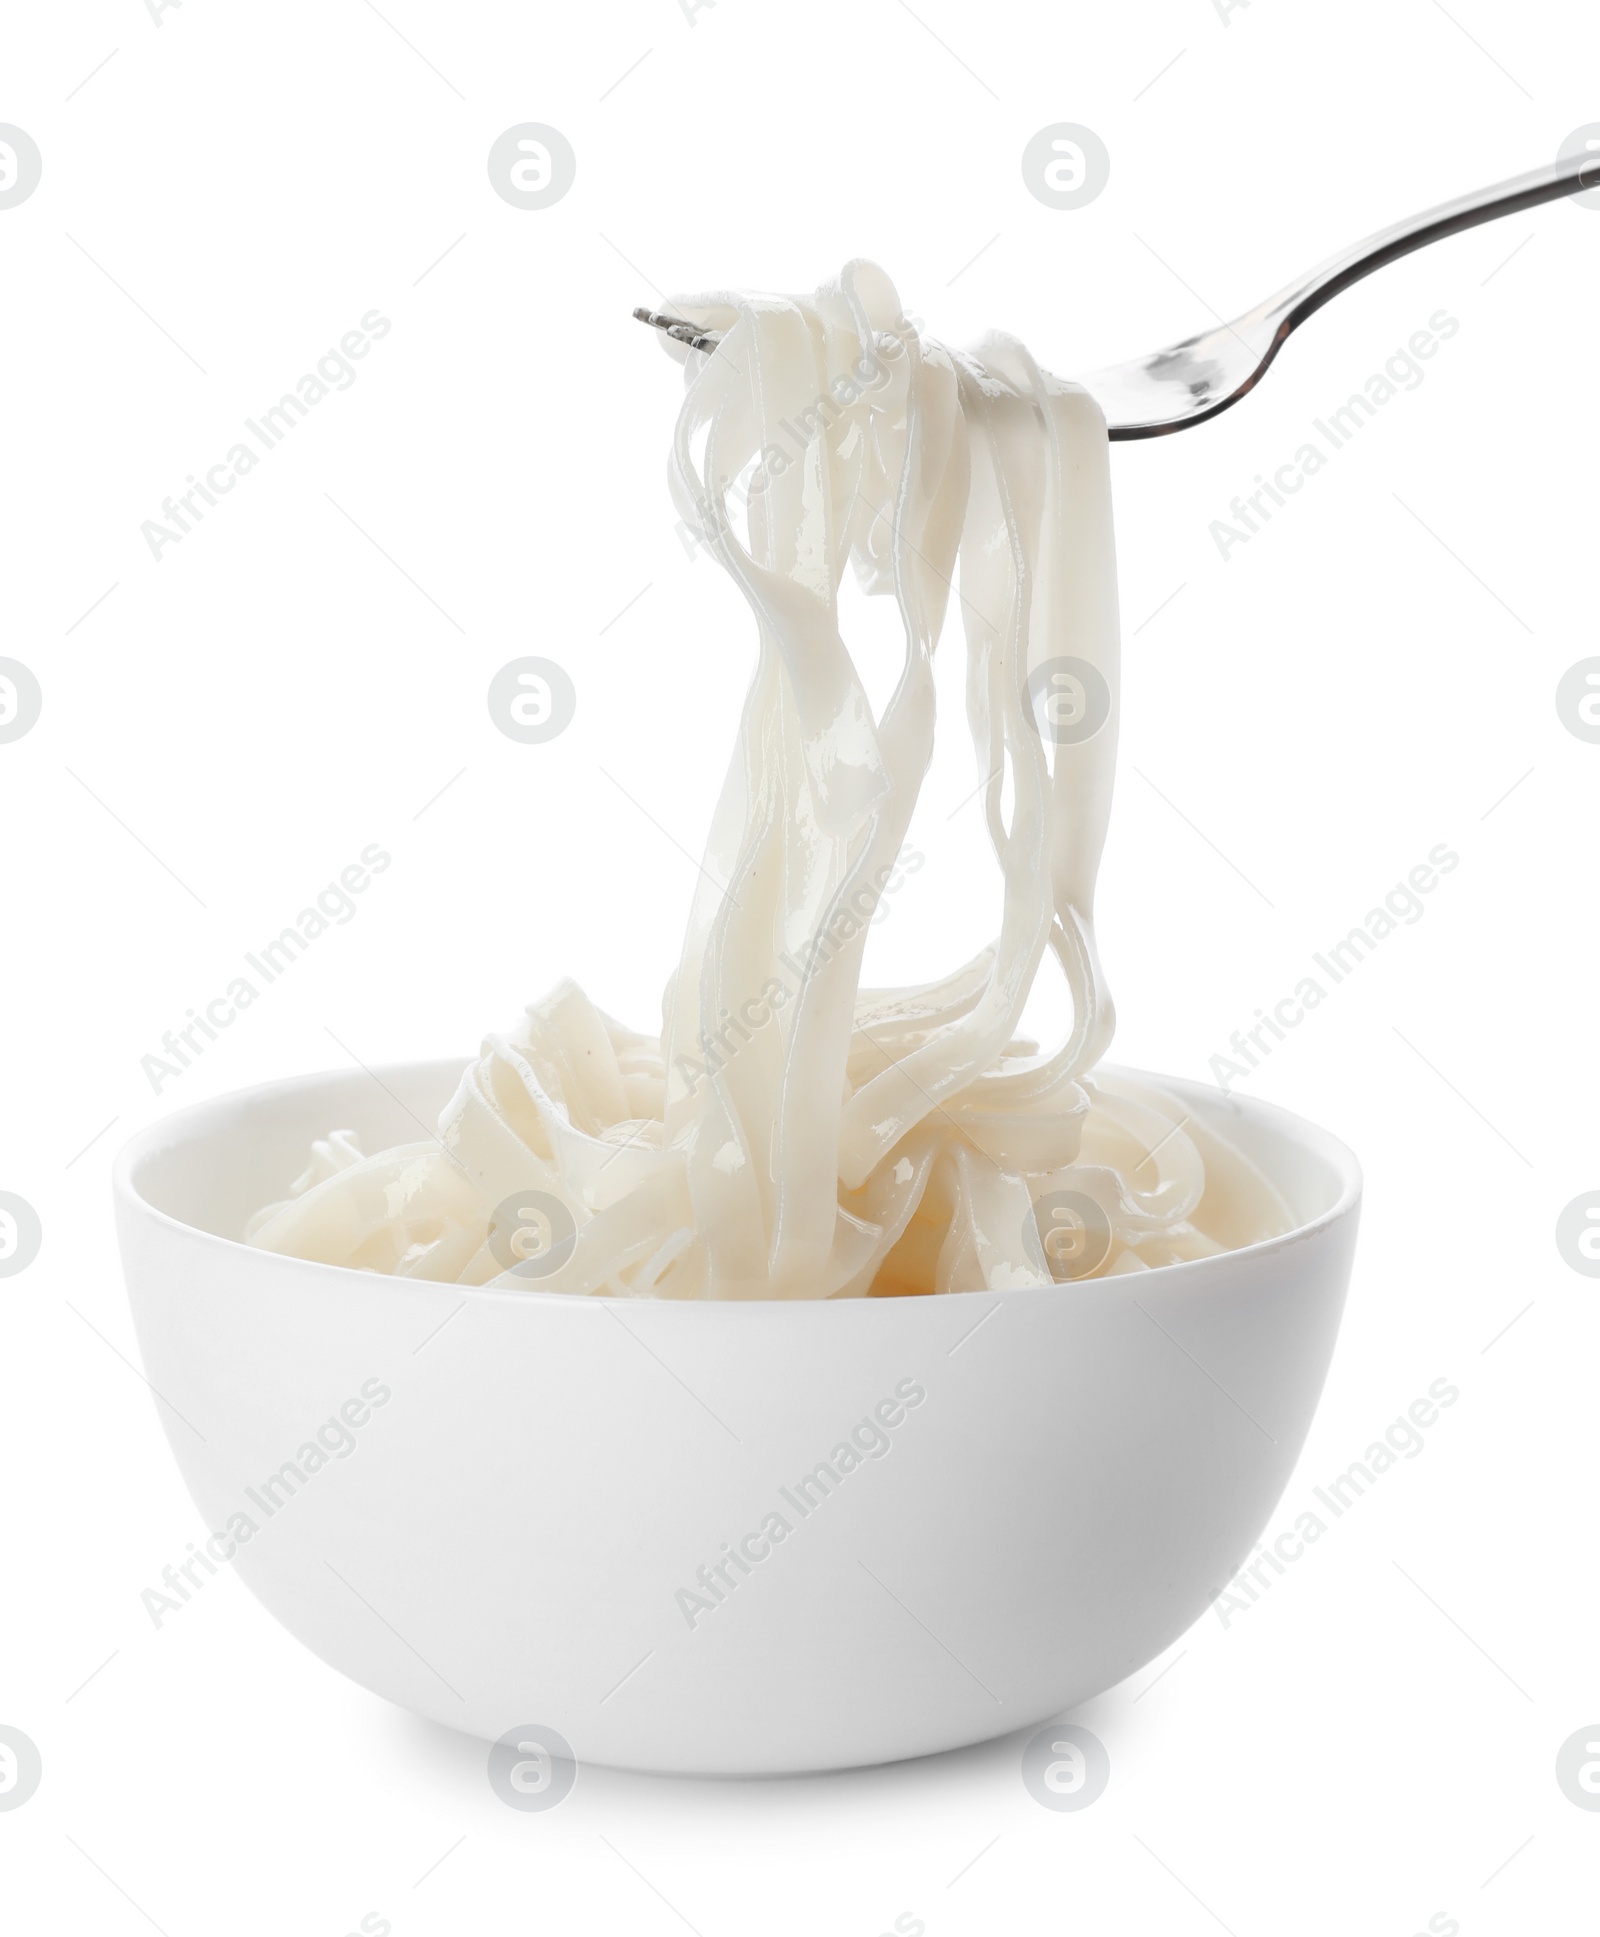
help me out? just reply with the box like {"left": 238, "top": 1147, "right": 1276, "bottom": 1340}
{"left": 121, "top": 1058, "right": 1357, "bottom": 1265}
{"left": 123, "top": 1059, "right": 469, "bottom": 1244}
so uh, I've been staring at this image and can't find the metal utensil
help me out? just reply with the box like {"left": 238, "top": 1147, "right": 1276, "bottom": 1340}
{"left": 635, "top": 152, "right": 1598, "bottom": 440}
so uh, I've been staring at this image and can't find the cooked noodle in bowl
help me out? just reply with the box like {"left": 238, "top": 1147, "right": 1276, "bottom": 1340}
{"left": 247, "top": 260, "right": 1292, "bottom": 1298}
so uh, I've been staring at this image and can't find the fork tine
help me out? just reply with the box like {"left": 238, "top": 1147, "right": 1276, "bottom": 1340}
{"left": 633, "top": 307, "right": 723, "bottom": 354}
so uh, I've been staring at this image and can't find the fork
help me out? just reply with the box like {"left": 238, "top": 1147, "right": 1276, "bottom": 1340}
{"left": 635, "top": 152, "right": 1598, "bottom": 440}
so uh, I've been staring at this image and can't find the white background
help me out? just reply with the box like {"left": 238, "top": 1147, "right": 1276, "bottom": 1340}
{"left": 2, "top": 0, "right": 1597, "bottom": 1931}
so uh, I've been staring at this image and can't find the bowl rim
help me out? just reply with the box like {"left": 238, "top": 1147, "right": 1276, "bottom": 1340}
{"left": 113, "top": 1056, "right": 1362, "bottom": 1311}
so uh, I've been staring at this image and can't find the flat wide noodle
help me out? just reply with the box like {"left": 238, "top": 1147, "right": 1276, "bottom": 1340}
{"left": 248, "top": 262, "right": 1292, "bottom": 1296}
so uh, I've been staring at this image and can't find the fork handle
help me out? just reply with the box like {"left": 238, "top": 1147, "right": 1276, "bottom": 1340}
{"left": 1266, "top": 151, "right": 1599, "bottom": 344}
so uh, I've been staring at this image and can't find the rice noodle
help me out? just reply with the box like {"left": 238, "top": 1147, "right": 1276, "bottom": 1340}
{"left": 246, "top": 261, "right": 1292, "bottom": 1297}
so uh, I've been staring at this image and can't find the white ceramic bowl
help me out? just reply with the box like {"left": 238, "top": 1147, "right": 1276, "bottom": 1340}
{"left": 114, "top": 1059, "right": 1359, "bottom": 1776}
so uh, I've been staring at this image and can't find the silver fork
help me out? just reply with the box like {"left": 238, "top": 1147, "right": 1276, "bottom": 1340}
{"left": 635, "top": 153, "right": 1598, "bottom": 441}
